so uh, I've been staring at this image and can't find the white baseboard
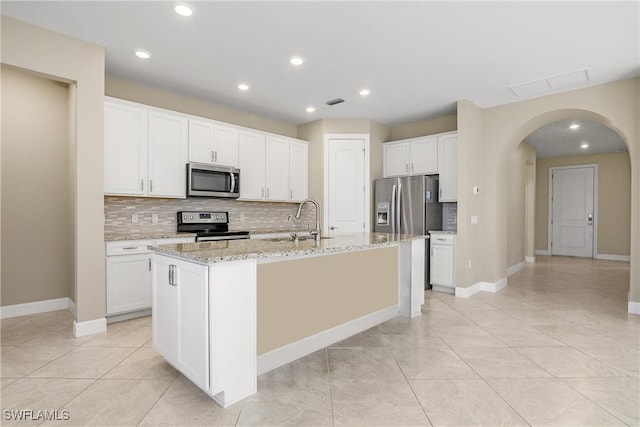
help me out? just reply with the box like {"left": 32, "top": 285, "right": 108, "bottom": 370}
{"left": 535, "top": 249, "right": 551, "bottom": 256}
{"left": 525, "top": 256, "right": 536, "bottom": 263}
{"left": 629, "top": 301, "right": 640, "bottom": 315}
{"left": 68, "top": 299, "right": 77, "bottom": 318}
{"left": 0, "top": 297, "right": 72, "bottom": 319}
{"left": 256, "top": 304, "right": 397, "bottom": 376}
{"left": 596, "top": 254, "right": 631, "bottom": 262}
{"left": 73, "top": 318, "right": 107, "bottom": 337}
{"left": 506, "top": 261, "right": 525, "bottom": 277}
{"left": 455, "top": 277, "right": 507, "bottom": 298}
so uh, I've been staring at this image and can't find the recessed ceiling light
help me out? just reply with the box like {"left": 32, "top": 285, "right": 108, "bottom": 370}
{"left": 134, "top": 49, "right": 151, "bottom": 59}
{"left": 581, "top": 143, "right": 589, "bottom": 149}
{"left": 237, "top": 83, "right": 249, "bottom": 91}
{"left": 359, "top": 89, "right": 371, "bottom": 96}
{"left": 306, "top": 106, "right": 315, "bottom": 113}
{"left": 569, "top": 123, "right": 580, "bottom": 130}
{"left": 174, "top": 2, "right": 194, "bottom": 16}
{"left": 290, "top": 56, "right": 304, "bottom": 66}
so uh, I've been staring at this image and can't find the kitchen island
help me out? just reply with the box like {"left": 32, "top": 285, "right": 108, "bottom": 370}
{"left": 149, "top": 232, "right": 426, "bottom": 407}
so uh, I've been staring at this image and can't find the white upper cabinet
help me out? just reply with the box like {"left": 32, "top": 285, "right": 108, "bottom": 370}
{"left": 148, "top": 111, "right": 188, "bottom": 198}
{"left": 289, "top": 139, "right": 309, "bottom": 202}
{"left": 239, "top": 133, "right": 308, "bottom": 202}
{"left": 438, "top": 133, "right": 457, "bottom": 202}
{"left": 383, "top": 141, "right": 410, "bottom": 177}
{"left": 265, "top": 136, "right": 290, "bottom": 201}
{"left": 188, "top": 119, "right": 239, "bottom": 167}
{"left": 105, "top": 97, "right": 308, "bottom": 201}
{"left": 238, "top": 130, "right": 266, "bottom": 200}
{"left": 383, "top": 136, "right": 438, "bottom": 177}
{"left": 104, "top": 98, "right": 187, "bottom": 198}
{"left": 410, "top": 136, "right": 438, "bottom": 175}
{"left": 104, "top": 101, "right": 148, "bottom": 195}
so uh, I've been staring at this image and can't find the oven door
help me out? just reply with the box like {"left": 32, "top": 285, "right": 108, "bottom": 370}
{"left": 187, "top": 163, "right": 240, "bottom": 198}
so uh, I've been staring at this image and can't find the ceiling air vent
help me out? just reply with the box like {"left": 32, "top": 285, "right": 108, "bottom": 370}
{"left": 326, "top": 98, "right": 345, "bottom": 106}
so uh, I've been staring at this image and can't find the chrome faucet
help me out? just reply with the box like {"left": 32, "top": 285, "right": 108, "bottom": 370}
{"left": 295, "top": 198, "right": 321, "bottom": 242}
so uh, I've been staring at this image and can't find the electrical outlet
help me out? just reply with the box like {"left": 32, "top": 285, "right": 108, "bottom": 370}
{"left": 471, "top": 215, "right": 478, "bottom": 225}
{"left": 240, "top": 212, "right": 246, "bottom": 222}
{"left": 131, "top": 214, "right": 139, "bottom": 224}
{"left": 152, "top": 213, "right": 159, "bottom": 224}
{"left": 468, "top": 259, "right": 472, "bottom": 269}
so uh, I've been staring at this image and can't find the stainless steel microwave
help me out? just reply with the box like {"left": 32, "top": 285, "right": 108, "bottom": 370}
{"left": 186, "top": 163, "right": 240, "bottom": 198}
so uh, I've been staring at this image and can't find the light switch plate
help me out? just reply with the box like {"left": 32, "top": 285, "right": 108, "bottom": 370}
{"left": 152, "top": 213, "right": 159, "bottom": 224}
{"left": 131, "top": 214, "right": 139, "bottom": 224}
{"left": 471, "top": 215, "right": 478, "bottom": 225}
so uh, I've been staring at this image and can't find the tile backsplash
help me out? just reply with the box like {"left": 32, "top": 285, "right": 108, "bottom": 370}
{"left": 104, "top": 196, "right": 317, "bottom": 236}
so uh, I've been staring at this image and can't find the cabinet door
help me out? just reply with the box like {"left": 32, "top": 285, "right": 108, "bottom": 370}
{"left": 213, "top": 124, "right": 239, "bottom": 167}
{"left": 238, "top": 131, "right": 266, "bottom": 200}
{"left": 148, "top": 111, "right": 188, "bottom": 198}
{"left": 410, "top": 136, "right": 438, "bottom": 175}
{"left": 188, "top": 119, "right": 215, "bottom": 164}
{"left": 106, "top": 254, "right": 151, "bottom": 314}
{"left": 383, "top": 141, "right": 410, "bottom": 177}
{"left": 104, "top": 101, "right": 148, "bottom": 195}
{"left": 438, "top": 134, "right": 457, "bottom": 202}
{"left": 151, "top": 255, "right": 209, "bottom": 391}
{"left": 430, "top": 244, "right": 454, "bottom": 287}
{"left": 289, "top": 140, "right": 308, "bottom": 201}
{"left": 265, "top": 136, "right": 290, "bottom": 201}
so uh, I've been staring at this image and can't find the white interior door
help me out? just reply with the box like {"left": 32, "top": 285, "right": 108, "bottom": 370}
{"left": 327, "top": 138, "right": 366, "bottom": 233}
{"left": 551, "top": 166, "right": 595, "bottom": 257}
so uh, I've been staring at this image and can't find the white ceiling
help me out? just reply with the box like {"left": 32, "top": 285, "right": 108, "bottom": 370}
{"left": 2, "top": 1, "right": 639, "bottom": 155}
{"left": 524, "top": 120, "right": 628, "bottom": 158}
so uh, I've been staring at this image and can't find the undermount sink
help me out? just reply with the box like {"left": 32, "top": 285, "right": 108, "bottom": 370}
{"left": 265, "top": 236, "right": 334, "bottom": 243}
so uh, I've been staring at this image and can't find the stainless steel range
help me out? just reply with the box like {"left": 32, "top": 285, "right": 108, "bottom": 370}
{"left": 177, "top": 211, "right": 250, "bottom": 242}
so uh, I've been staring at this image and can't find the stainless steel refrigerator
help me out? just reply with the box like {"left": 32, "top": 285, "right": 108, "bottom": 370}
{"left": 374, "top": 175, "right": 442, "bottom": 288}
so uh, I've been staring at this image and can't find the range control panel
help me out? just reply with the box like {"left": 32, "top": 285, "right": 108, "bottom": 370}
{"left": 178, "top": 211, "right": 228, "bottom": 224}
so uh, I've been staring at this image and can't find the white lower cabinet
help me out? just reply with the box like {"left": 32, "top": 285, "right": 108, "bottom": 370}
{"left": 105, "top": 237, "right": 195, "bottom": 317}
{"left": 430, "top": 234, "right": 456, "bottom": 291}
{"left": 152, "top": 255, "right": 210, "bottom": 391}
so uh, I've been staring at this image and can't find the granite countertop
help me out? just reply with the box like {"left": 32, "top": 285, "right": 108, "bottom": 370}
{"left": 429, "top": 230, "right": 457, "bottom": 235}
{"left": 149, "top": 232, "right": 424, "bottom": 264}
{"left": 104, "top": 232, "right": 197, "bottom": 242}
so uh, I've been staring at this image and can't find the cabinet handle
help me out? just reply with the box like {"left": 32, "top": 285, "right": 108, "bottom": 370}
{"left": 266, "top": 188, "right": 270, "bottom": 198}
{"left": 261, "top": 187, "right": 264, "bottom": 198}
{"left": 141, "top": 179, "right": 144, "bottom": 192}
{"left": 148, "top": 258, "right": 151, "bottom": 271}
{"left": 215, "top": 151, "right": 218, "bottom": 162}
{"left": 439, "top": 188, "right": 442, "bottom": 199}
{"left": 411, "top": 163, "right": 414, "bottom": 172}
{"left": 405, "top": 164, "right": 409, "bottom": 173}
{"left": 211, "top": 150, "right": 215, "bottom": 162}
{"left": 122, "top": 246, "right": 138, "bottom": 250}
{"left": 431, "top": 247, "right": 433, "bottom": 257}
{"left": 290, "top": 189, "right": 293, "bottom": 199}
{"left": 168, "top": 265, "right": 173, "bottom": 286}
{"left": 150, "top": 180, "right": 153, "bottom": 193}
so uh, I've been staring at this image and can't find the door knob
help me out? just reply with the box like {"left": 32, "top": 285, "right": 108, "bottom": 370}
{"left": 330, "top": 226, "right": 338, "bottom": 230}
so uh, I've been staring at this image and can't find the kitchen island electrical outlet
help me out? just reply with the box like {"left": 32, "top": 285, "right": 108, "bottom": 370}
{"left": 131, "top": 214, "right": 139, "bottom": 224}
{"left": 240, "top": 212, "right": 246, "bottom": 222}
{"left": 152, "top": 213, "right": 159, "bottom": 224}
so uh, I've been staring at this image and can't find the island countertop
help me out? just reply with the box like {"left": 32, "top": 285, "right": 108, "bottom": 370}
{"left": 149, "top": 232, "right": 424, "bottom": 264}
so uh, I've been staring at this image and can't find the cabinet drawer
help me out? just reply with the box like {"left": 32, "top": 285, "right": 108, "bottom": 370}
{"left": 106, "top": 239, "right": 154, "bottom": 256}
{"left": 430, "top": 234, "right": 454, "bottom": 245}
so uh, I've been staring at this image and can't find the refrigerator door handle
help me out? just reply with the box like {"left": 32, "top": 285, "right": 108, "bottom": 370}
{"left": 391, "top": 184, "right": 397, "bottom": 234}
{"left": 397, "top": 183, "right": 402, "bottom": 233}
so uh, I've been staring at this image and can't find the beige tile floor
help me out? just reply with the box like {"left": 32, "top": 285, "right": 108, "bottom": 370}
{"left": 1, "top": 256, "right": 639, "bottom": 426}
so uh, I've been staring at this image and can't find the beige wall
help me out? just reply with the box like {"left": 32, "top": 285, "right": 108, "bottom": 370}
{"left": 456, "top": 78, "right": 638, "bottom": 305}
{"left": 370, "top": 121, "right": 392, "bottom": 225}
{"left": 391, "top": 114, "right": 457, "bottom": 140}
{"left": 535, "top": 152, "right": 631, "bottom": 256}
{"left": 106, "top": 76, "right": 297, "bottom": 137}
{"left": 1, "top": 67, "right": 72, "bottom": 306}
{"left": 1, "top": 16, "right": 105, "bottom": 323}
{"left": 257, "top": 247, "right": 397, "bottom": 354}
{"left": 297, "top": 120, "right": 325, "bottom": 203}
{"left": 507, "top": 143, "right": 536, "bottom": 268}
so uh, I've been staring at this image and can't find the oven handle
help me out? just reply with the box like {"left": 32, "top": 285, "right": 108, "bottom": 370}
{"left": 197, "top": 234, "right": 249, "bottom": 242}
{"left": 230, "top": 172, "right": 236, "bottom": 193}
